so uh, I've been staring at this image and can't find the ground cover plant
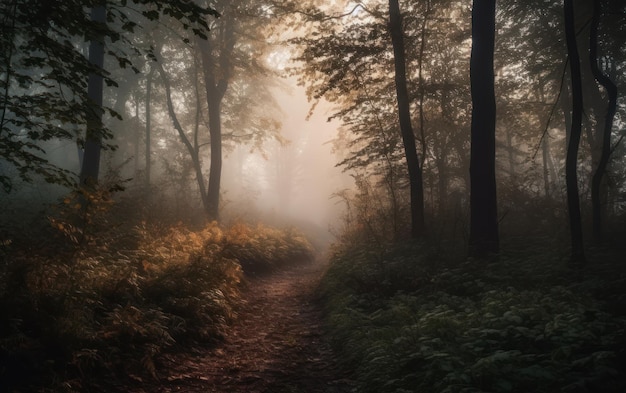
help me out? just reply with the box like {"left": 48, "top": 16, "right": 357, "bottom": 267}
{"left": 0, "top": 192, "right": 314, "bottom": 392}
{"left": 319, "top": 240, "right": 626, "bottom": 393}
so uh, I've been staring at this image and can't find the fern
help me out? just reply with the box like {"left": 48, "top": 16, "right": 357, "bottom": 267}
{"left": 320, "top": 241, "right": 626, "bottom": 393}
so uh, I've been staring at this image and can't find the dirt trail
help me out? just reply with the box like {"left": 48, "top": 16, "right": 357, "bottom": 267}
{"left": 129, "top": 259, "right": 354, "bottom": 393}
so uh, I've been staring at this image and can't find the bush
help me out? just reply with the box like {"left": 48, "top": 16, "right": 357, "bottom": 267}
{"left": 0, "top": 209, "right": 314, "bottom": 391}
{"left": 222, "top": 222, "right": 314, "bottom": 274}
{"left": 320, "top": 241, "right": 626, "bottom": 393}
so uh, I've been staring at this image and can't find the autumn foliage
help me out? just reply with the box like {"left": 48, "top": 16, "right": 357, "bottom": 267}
{"left": 0, "top": 190, "right": 314, "bottom": 392}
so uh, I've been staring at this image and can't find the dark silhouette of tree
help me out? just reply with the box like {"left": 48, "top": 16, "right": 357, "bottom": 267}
{"left": 388, "top": 0, "right": 425, "bottom": 238}
{"left": 563, "top": 0, "right": 586, "bottom": 265}
{"left": 198, "top": 20, "right": 235, "bottom": 221}
{"left": 196, "top": 0, "right": 277, "bottom": 221}
{"left": 288, "top": 1, "right": 471, "bottom": 240}
{"left": 79, "top": 4, "right": 106, "bottom": 187}
{"left": 589, "top": 0, "right": 618, "bottom": 242}
{"left": 145, "top": 65, "right": 155, "bottom": 191}
{"left": 469, "top": 0, "right": 499, "bottom": 257}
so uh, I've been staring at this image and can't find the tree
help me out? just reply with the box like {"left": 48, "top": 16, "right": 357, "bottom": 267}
{"left": 589, "top": 0, "right": 618, "bottom": 241}
{"left": 290, "top": 1, "right": 458, "bottom": 239}
{"left": 0, "top": 0, "right": 216, "bottom": 193}
{"left": 1, "top": 1, "right": 104, "bottom": 192}
{"left": 155, "top": 46, "right": 212, "bottom": 216}
{"left": 469, "top": 0, "right": 499, "bottom": 257}
{"left": 563, "top": 0, "right": 586, "bottom": 265}
{"left": 145, "top": 65, "right": 155, "bottom": 190}
{"left": 79, "top": 4, "right": 106, "bottom": 187}
{"left": 197, "top": 19, "right": 235, "bottom": 220}
{"left": 137, "top": 0, "right": 281, "bottom": 220}
{"left": 388, "top": 0, "right": 425, "bottom": 238}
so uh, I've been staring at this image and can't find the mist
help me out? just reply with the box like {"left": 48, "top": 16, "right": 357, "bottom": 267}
{"left": 221, "top": 80, "right": 352, "bottom": 240}
{"left": 2, "top": 1, "right": 626, "bottom": 392}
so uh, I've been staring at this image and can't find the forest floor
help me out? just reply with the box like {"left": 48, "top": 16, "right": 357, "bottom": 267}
{"left": 124, "top": 258, "right": 355, "bottom": 393}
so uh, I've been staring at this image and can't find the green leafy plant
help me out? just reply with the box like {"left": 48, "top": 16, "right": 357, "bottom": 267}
{"left": 320, "top": 241, "right": 626, "bottom": 393}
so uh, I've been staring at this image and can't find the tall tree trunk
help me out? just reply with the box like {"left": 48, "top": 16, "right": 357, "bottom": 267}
{"left": 436, "top": 156, "right": 447, "bottom": 217}
{"left": 80, "top": 4, "right": 106, "bottom": 187}
{"left": 563, "top": 0, "right": 586, "bottom": 265}
{"left": 133, "top": 94, "right": 139, "bottom": 177}
{"left": 198, "top": 22, "right": 234, "bottom": 222}
{"left": 145, "top": 65, "right": 154, "bottom": 190}
{"left": 505, "top": 128, "right": 516, "bottom": 182}
{"left": 417, "top": 0, "right": 431, "bottom": 168}
{"left": 155, "top": 59, "right": 210, "bottom": 213}
{"left": 388, "top": 0, "right": 425, "bottom": 239}
{"left": 469, "top": 0, "right": 499, "bottom": 257}
{"left": 0, "top": 0, "right": 17, "bottom": 136}
{"left": 542, "top": 135, "right": 551, "bottom": 198}
{"left": 537, "top": 85, "right": 555, "bottom": 199}
{"left": 589, "top": 0, "right": 618, "bottom": 241}
{"left": 205, "top": 92, "right": 222, "bottom": 221}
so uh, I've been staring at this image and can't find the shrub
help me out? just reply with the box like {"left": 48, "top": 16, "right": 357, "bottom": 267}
{"left": 320, "top": 241, "right": 626, "bottom": 393}
{"left": 0, "top": 212, "right": 314, "bottom": 391}
{"left": 222, "top": 222, "right": 314, "bottom": 274}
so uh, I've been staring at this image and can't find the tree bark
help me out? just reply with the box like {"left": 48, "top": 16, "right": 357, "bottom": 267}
{"left": 205, "top": 91, "right": 223, "bottom": 221}
{"left": 79, "top": 4, "right": 106, "bottom": 187}
{"left": 469, "top": 0, "right": 499, "bottom": 257}
{"left": 388, "top": 0, "right": 425, "bottom": 238}
{"left": 417, "top": 0, "right": 432, "bottom": 168}
{"left": 197, "top": 19, "right": 236, "bottom": 222}
{"left": 155, "top": 59, "right": 210, "bottom": 214}
{"left": 542, "top": 135, "right": 551, "bottom": 198}
{"left": 589, "top": 0, "right": 618, "bottom": 242}
{"left": 563, "top": 0, "right": 586, "bottom": 265}
{"left": 197, "top": 20, "right": 234, "bottom": 222}
{"left": 145, "top": 65, "right": 154, "bottom": 190}
{"left": 133, "top": 93, "right": 139, "bottom": 177}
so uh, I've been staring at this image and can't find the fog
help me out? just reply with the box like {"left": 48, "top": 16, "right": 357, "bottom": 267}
{"left": 2, "top": 0, "right": 625, "bottom": 250}
{"left": 0, "top": 20, "right": 354, "bottom": 249}
{"left": 222, "top": 80, "right": 352, "bottom": 229}
{"left": 2, "top": 2, "right": 626, "bottom": 391}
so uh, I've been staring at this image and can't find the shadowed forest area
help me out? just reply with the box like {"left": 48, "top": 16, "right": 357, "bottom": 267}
{"left": 1, "top": 0, "right": 626, "bottom": 392}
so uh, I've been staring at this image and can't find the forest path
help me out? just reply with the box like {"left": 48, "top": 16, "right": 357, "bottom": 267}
{"left": 130, "top": 259, "right": 354, "bottom": 393}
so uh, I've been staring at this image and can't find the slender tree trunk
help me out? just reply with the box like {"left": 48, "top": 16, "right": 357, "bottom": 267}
{"left": 198, "top": 22, "right": 234, "bottom": 222}
{"left": 537, "top": 85, "right": 554, "bottom": 199}
{"left": 134, "top": 94, "right": 139, "bottom": 177}
{"left": 145, "top": 65, "right": 154, "bottom": 190}
{"left": 436, "top": 156, "right": 447, "bottom": 217}
{"left": 563, "top": 0, "right": 586, "bottom": 265}
{"left": 0, "top": 0, "right": 17, "bottom": 136}
{"left": 388, "top": 0, "right": 425, "bottom": 239}
{"left": 205, "top": 93, "right": 222, "bottom": 220}
{"left": 80, "top": 4, "right": 106, "bottom": 187}
{"left": 417, "top": 0, "right": 431, "bottom": 167}
{"left": 469, "top": 0, "right": 499, "bottom": 257}
{"left": 542, "top": 135, "right": 551, "bottom": 198}
{"left": 589, "top": 0, "right": 618, "bottom": 241}
{"left": 505, "top": 128, "right": 515, "bottom": 182}
{"left": 156, "top": 59, "right": 210, "bottom": 213}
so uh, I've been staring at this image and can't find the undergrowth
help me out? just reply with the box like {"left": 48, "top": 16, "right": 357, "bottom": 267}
{"left": 320, "top": 240, "right": 626, "bottom": 393}
{"left": 223, "top": 222, "right": 315, "bottom": 274}
{"left": 0, "top": 190, "right": 314, "bottom": 392}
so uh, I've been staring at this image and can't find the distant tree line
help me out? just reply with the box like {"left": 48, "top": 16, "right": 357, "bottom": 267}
{"left": 1, "top": 0, "right": 283, "bottom": 223}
